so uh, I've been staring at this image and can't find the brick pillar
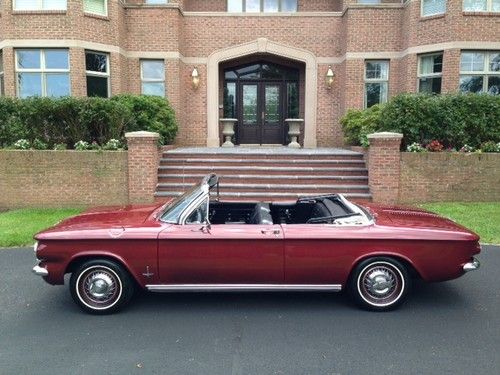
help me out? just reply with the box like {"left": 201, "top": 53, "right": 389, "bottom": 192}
{"left": 367, "top": 132, "right": 403, "bottom": 204}
{"left": 125, "top": 131, "right": 160, "bottom": 204}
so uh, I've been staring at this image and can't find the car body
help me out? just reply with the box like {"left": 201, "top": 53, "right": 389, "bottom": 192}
{"left": 33, "top": 174, "right": 481, "bottom": 313}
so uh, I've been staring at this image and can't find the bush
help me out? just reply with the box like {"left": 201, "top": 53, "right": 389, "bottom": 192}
{"left": 0, "top": 95, "right": 178, "bottom": 149}
{"left": 340, "top": 104, "right": 383, "bottom": 147}
{"left": 341, "top": 93, "right": 500, "bottom": 149}
{"left": 480, "top": 141, "right": 498, "bottom": 153}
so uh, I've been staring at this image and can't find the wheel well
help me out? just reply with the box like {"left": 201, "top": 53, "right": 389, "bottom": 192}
{"left": 349, "top": 254, "right": 422, "bottom": 281}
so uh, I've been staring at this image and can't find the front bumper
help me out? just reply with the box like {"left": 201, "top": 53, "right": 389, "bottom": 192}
{"left": 32, "top": 263, "right": 48, "bottom": 277}
{"left": 463, "top": 257, "right": 480, "bottom": 273}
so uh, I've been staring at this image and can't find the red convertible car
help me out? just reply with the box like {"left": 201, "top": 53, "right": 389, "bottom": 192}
{"left": 33, "top": 174, "right": 480, "bottom": 314}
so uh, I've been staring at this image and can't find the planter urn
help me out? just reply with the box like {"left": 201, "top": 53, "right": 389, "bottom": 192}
{"left": 285, "top": 119, "right": 304, "bottom": 149}
{"left": 220, "top": 118, "right": 237, "bottom": 148}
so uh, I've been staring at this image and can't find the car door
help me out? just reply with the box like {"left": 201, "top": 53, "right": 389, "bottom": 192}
{"left": 157, "top": 198, "right": 284, "bottom": 285}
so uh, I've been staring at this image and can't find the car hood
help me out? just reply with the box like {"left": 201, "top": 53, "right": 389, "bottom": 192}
{"left": 361, "top": 202, "right": 479, "bottom": 239}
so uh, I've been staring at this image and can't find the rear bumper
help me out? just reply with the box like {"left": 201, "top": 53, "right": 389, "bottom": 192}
{"left": 463, "top": 257, "right": 480, "bottom": 273}
{"left": 32, "top": 263, "right": 48, "bottom": 277}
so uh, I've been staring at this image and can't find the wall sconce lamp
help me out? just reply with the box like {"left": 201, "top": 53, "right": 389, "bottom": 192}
{"left": 326, "top": 65, "right": 335, "bottom": 89}
{"left": 191, "top": 67, "right": 200, "bottom": 89}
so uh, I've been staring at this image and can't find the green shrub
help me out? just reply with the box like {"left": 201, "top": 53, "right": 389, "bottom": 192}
{"left": 480, "top": 141, "right": 498, "bottom": 153}
{"left": 340, "top": 93, "right": 500, "bottom": 149}
{"left": 0, "top": 95, "right": 178, "bottom": 149}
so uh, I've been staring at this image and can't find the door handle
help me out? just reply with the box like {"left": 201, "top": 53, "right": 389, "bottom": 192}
{"left": 261, "top": 229, "right": 280, "bottom": 235}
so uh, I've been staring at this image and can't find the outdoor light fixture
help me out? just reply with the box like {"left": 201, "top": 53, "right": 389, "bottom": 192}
{"left": 191, "top": 67, "right": 200, "bottom": 89}
{"left": 326, "top": 65, "right": 335, "bottom": 89}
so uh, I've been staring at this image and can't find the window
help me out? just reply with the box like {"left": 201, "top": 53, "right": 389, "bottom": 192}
{"left": 463, "top": 0, "right": 500, "bottom": 11}
{"left": 13, "top": 0, "right": 66, "bottom": 11}
{"left": 227, "top": 0, "right": 297, "bottom": 12}
{"left": 364, "top": 61, "right": 389, "bottom": 108}
{"left": 418, "top": 53, "right": 443, "bottom": 94}
{"left": 358, "top": 0, "right": 381, "bottom": 4}
{"left": 85, "top": 51, "right": 109, "bottom": 97}
{"left": 83, "top": 0, "right": 107, "bottom": 16}
{"left": 16, "top": 49, "right": 70, "bottom": 98}
{"left": 421, "top": 0, "right": 446, "bottom": 16}
{"left": 460, "top": 51, "right": 500, "bottom": 95}
{"left": 145, "top": 0, "right": 167, "bottom": 4}
{"left": 141, "top": 60, "right": 165, "bottom": 97}
{"left": 0, "top": 51, "right": 4, "bottom": 96}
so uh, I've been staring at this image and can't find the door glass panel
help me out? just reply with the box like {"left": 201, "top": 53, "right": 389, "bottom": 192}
{"left": 242, "top": 85, "right": 257, "bottom": 125}
{"left": 265, "top": 85, "right": 280, "bottom": 123}
{"left": 287, "top": 82, "right": 299, "bottom": 118}
{"left": 224, "top": 82, "right": 236, "bottom": 118}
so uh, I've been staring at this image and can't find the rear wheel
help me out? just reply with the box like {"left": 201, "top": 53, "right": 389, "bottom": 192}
{"left": 348, "top": 257, "right": 410, "bottom": 311}
{"left": 70, "top": 259, "right": 134, "bottom": 314}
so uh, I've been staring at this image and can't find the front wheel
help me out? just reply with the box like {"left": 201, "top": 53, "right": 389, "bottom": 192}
{"left": 348, "top": 257, "right": 410, "bottom": 311}
{"left": 70, "top": 259, "right": 135, "bottom": 314}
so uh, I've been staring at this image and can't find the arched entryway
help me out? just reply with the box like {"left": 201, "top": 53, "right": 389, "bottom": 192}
{"left": 222, "top": 59, "right": 302, "bottom": 145}
{"left": 206, "top": 38, "right": 318, "bottom": 148}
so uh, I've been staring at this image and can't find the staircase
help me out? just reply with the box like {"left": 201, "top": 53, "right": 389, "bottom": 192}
{"left": 154, "top": 147, "right": 371, "bottom": 202}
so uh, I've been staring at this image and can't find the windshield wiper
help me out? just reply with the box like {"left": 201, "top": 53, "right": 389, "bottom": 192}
{"left": 306, "top": 213, "right": 362, "bottom": 224}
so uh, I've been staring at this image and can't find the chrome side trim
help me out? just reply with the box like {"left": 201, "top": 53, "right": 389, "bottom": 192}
{"left": 32, "top": 264, "right": 48, "bottom": 277}
{"left": 146, "top": 284, "right": 342, "bottom": 292}
{"left": 463, "top": 258, "right": 480, "bottom": 273}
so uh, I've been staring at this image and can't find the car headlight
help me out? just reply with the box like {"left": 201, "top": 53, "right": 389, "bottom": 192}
{"left": 33, "top": 241, "right": 38, "bottom": 253}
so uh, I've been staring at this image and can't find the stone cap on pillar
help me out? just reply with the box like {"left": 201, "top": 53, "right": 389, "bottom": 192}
{"left": 125, "top": 131, "right": 160, "bottom": 139}
{"left": 367, "top": 132, "right": 403, "bottom": 140}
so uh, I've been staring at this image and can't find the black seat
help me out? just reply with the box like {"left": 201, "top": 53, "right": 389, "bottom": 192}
{"left": 249, "top": 203, "right": 273, "bottom": 225}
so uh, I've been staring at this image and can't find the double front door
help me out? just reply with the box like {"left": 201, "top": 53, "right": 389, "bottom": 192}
{"left": 238, "top": 82, "right": 284, "bottom": 145}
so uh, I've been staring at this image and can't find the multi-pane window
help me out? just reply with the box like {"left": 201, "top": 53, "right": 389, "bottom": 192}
{"left": 85, "top": 51, "right": 109, "bottom": 97}
{"left": 13, "top": 0, "right": 67, "bottom": 11}
{"left": 83, "top": 0, "right": 107, "bottom": 16}
{"left": 463, "top": 0, "right": 500, "bottom": 11}
{"left": 227, "top": 0, "right": 297, "bottom": 12}
{"left": 0, "top": 51, "right": 4, "bottom": 96}
{"left": 141, "top": 60, "right": 165, "bottom": 97}
{"left": 16, "top": 49, "right": 70, "bottom": 98}
{"left": 421, "top": 0, "right": 446, "bottom": 16}
{"left": 418, "top": 53, "right": 443, "bottom": 94}
{"left": 460, "top": 51, "right": 500, "bottom": 95}
{"left": 364, "top": 61, "right": 389, "bottom": 108}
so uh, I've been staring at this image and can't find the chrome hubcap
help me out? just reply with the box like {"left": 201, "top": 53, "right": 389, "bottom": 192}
{"left": 77, "top": 267, "right": 121, "bottom": 309}
{"left": 365, "top": 269, "right": 395, "bottom": 297}
{"left": 358, "top": 262, "right": 403, "bottom": 306}
{"left": 87, "top": 273, "right": 114, "bottom": 299}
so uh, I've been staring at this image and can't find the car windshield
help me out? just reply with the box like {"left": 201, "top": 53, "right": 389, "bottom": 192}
{"left": 160, "top": 184, "right": 204, "bottom": 224}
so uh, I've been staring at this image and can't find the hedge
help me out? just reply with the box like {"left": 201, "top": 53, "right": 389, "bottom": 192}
{"left": 341, "top": 93, "right": 500, "bottom": 149}
{"left": 0, "top": 95, "right": 178, "bottom": 148}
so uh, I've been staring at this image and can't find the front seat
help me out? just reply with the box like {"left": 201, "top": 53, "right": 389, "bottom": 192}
{"left": 249, "top": 203, "right": 273, "bottom": 225}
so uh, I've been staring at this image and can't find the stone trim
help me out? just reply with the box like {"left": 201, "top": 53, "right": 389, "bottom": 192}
{"left": 206, "top": 38, "right": 318, "bottom": 148}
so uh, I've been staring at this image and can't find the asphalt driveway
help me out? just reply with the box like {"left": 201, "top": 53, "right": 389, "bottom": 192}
{"left": 0, "top": 246, "right": 499, "bottom": 375}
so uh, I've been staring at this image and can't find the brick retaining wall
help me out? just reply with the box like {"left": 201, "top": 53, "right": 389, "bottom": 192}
{"left": 399, "top": 153, "right": 500, "bottom": 203}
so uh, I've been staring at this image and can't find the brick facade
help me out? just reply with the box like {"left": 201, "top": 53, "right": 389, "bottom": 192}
{"left": 0, "top": 1, "right": 499, "bottom": 147}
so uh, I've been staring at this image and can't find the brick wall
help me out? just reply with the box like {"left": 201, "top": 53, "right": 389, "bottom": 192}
{"left": 0, "top": 150, "right": 129, "bottom": 209}
{"left": 399, "top": 153, "right": 500, "bottom": 203}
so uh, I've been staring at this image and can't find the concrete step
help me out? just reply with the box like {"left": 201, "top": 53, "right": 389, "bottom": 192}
{"left": 157, "top": 174, "right": 368, "bottom": 185}
{"left": 159, "top": 158, "right": 365, "bottom": 168}
{"left": 162, "top": 153, "right": 364, "bottom": 161}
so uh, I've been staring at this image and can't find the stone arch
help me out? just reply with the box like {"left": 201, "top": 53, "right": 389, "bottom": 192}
{"left": 206, "top": 38, "right": 318, "bottom": 148}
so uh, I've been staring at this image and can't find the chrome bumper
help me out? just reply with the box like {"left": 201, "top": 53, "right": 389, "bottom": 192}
{"left": 32, "top": 264, "right": 48, "bottom": 277}
{"left": 463, "top": 258, "right": 480, "bottom": 273}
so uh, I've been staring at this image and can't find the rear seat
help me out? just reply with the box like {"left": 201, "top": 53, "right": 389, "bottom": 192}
{"left": 249, "top": 203, "right": 273, "bottom": 225}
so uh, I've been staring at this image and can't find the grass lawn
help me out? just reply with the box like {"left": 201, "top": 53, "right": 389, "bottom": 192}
{"left": 0, "top": 208, "right": 83, "bottom": 248}
{"left": 420, "top": 202, "right": 500, "bottom": 245}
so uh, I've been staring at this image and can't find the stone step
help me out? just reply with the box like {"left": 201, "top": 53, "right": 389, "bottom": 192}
{"left": 158, "top": 165, "right": 368, "bottom": 176}
{"left": 163, "top": 151, "right": 364, "bottom": 161}
{"left": 159, "top": 158, "right": 365, "bottom": 168}
{"left": 157, "top": 174, "right": 368, "bottom": 185}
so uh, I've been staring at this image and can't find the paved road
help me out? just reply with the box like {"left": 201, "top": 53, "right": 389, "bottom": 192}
{"left": 0, "top": 247, "right": 499, "bottom": 375}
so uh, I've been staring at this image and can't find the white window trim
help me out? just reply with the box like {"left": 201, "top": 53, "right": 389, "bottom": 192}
{"left": 421, "top": 0, "right": 447, "bottom": 17}
{"left": 83, "top": 0, "right": 108, "bottom": 17}
{"left": 13, "top": 0, "right": 67, "bottom": 11}
{"left": 460, "top": 51, "right": 500, "bottom": 93}
{"left": 417, "top": 52, "right": 443, "bottom": 92}
{"left": 463, "top": 0, "right": 500, "bottom": 12}
{"left": 364, "top": 60, "right": 389, "bottom": 108}
{"left": 15, "top": 48, "right": 71, "bottom": 98}
{"left": 85, "top": 51, "right": 110, "bottom": 97}
{"left": 227, "top": 0, "right": 298, "bottom": 13}
{"left": 140, "top": 59, "right": 166, "bottom": 97}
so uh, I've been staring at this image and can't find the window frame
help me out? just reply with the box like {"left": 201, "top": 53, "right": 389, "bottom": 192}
{"left": 83, "top": 0, "right": 108, "bottom": 17}
{"left": 364, "top": 60, "right": 389, "bottom": 109}
{"left": 421, "top": 0, "right": 447, "bottom": 17}
{"left": 417, "top": 52, "right": 443, "bottom": 94}
{"left": 227, "top": 0, "right": 298, "bottom": 13}
{"left": 459, "top": 51, "right": 500, "bottom": 94}
{"left": 15, "top": 48, "right": 71, "bottom": 98}
{"left": 12, "top": 0, "right": 67, "bottom": 11}
{"left": 463, "top": 0, "right": 500, "bottom": 12}
{"left": 85, "top": 50, "right": 110, "bottom": 98}
{"left": 140, "top": 59, "right": 166, "bottom": 97}
{"left": 0, "top": 50, "right": 4, "bottom": 97}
